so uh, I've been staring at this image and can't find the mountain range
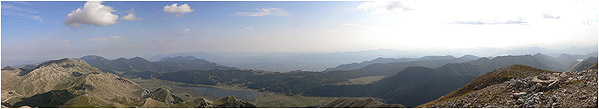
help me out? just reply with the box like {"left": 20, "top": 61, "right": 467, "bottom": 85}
{"left": 141, "top": 47, "right": 597, "bottom": 72}
{"left": 325, "top": 55, "right": 480, "bottom": 71}
{"left": 2, "top": 51, "right": 596, "bottom": 108}
{"left": 86, "top": 52, "right": 595, "bottom": 106}
{"left": 80, "top": 55, "right": 234, "bottom": 74}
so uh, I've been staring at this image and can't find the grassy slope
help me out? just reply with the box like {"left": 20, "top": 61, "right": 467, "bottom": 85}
{"left": 251, "top": 92, "right": 379, "bottom": 107}
{"left": 347, "top": 76, "right": 385, "bottom": 85}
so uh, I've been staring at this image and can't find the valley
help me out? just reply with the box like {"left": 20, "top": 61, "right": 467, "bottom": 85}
{"left": 128, "top": 77, "right": 363, "bottom": 108}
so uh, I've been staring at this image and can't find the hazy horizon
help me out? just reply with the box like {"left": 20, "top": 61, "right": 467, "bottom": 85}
{"left": 2, "top": 0, "right": 598, "bottom": 67}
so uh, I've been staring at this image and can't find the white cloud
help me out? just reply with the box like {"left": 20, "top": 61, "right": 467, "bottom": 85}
{"left": 65, "top": 1, "right": 119, "bottom": 27}
{"left": 121, "top": 13, "right": 142, "bottom": 21}
{"left": 239, "top": 27, "right": 254, "bottom": 32}
{"left": 183, "top": 28, "right": 190, "bottom": 32}
{"left": 357, "top": 1, "right": 412, "bottom": 13}
{"left": 90, "top": 35, "right": 121, "bottom": 42}
{"left": 163, "top": 3, "right": 194, "bottom": 17}
{"left": 236, "top": 8, "right": 290, "bottom": 16}
{"left": 543, "top": 13, "right": 560, "bottom": 19}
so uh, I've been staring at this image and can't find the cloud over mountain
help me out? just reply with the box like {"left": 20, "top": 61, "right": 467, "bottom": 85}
{"left": 65, "top": 1, "right": 118, "bottom": 27}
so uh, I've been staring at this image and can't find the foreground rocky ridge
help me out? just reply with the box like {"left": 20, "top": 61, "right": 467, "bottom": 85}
{"left": 1, "top": 58, "right": 256, "bottom": 108}
{"left": 420, "top": 64, "right": 598, "bottom": 108}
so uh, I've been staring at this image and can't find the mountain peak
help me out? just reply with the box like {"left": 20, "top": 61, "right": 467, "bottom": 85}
{"left": 533, "top": 52, "right": 544, "bottom": 56}
{"left": 458, "top": 54, "right": 479, "bottom": 60}
{"left": 37, "top": 58, "right": 89, "bottom": 68}
{"left": 80, "top": 55, "right": 107, "bottom": 60}
{"left": 129, "top": 57, "right": 150, "bottom": 62}
{"left": 143, "top": 88, "right": 184, "bottom": 104}
{"left": 2, "top": 66, "right": 16, "bottom": 70}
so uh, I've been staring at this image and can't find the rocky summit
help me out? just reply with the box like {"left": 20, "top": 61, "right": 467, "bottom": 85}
{"left": 420, "top": 66, "right": 597, "bottom": 108}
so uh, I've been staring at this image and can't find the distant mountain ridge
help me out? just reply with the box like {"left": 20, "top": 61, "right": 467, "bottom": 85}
{"left": 327, "top": 51, "right": 596, "bottom": 73}
{"left": 325, "top": 55, "right": 480, "bottom": 71}
{"left": 80, "top": 55, "right": 234, "bottom": 73}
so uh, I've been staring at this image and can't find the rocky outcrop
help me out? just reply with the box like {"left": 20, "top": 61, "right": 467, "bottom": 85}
{"left": 318, "top": 98, "right": 405, "bottom": 108}
{"left": 142, "top": 88, "right": 184, "bottom": 104}
{"left": 420, "top": 67, "right": 597, "bottom": 108}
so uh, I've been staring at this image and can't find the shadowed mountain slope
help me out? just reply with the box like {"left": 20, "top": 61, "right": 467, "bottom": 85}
{"left": 571, "top": 57, "right": 598, "bottom": 72}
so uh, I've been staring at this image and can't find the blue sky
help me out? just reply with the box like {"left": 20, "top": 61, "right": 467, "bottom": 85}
{"left": 1, "top": 0, "right": 598, "bottom": 64}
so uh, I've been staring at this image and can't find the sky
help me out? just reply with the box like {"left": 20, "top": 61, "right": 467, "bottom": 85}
{"left": 1, "top": 0, "right": 598, "bottom": 65}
